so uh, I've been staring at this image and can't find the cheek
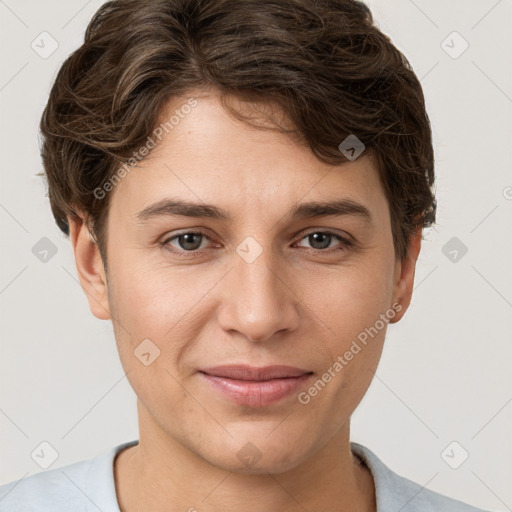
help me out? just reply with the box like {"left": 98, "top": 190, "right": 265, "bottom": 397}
{"left": 106, "top": 265, "right": 200, "bottom": 419}
{"left": 303, "top": 255, "right": 395, "bottom": 339}
{"left": 300, "top": 252, "right": 394, "bottom": 398}
{"left": 106, "top": 261, "right": 223, "bottom": 377}
{"left": 109, "top": 258, "right": 210, "bottom": 330}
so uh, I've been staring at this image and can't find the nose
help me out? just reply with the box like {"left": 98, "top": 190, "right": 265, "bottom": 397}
{"left": 216, "top": 247, "right": 300, "bottom": 343}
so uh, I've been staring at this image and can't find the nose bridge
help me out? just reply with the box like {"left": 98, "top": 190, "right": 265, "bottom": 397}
{"left": 218, "top": 240, "right": 299, "bottom": 342}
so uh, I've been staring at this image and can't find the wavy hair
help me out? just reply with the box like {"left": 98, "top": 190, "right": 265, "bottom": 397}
{"left": 39, "top": 0, "right": 436, "bottom": 266}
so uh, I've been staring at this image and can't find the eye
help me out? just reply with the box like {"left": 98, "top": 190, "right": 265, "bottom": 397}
{"left": 295, "top": 231, "right": 352, "bottom": 252}
{"left": 163, "top": 231, "right": 212, "bottom": 254}
{"left": 161, "top": 229, "right": 353, "bottom": 258}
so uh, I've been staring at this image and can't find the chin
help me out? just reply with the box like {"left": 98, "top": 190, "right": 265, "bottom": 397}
{"left": 199, "top": 434, "right": 311, "bottom": 475}
{"left": 212, "top": 451, "right": 305, "bottom": 476}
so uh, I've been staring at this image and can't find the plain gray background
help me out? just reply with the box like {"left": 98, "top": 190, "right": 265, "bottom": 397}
{"left": 0, "top": 1, "right": 511, "bottom": 510}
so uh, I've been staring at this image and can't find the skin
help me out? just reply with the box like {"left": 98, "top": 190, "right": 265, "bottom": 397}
{"left": 69, "top": 88, "right": 421, "bottom": 512}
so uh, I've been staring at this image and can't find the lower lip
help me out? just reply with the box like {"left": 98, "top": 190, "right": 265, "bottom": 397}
{"left": 199, "top": 372, "right": 312, "bottom": 407}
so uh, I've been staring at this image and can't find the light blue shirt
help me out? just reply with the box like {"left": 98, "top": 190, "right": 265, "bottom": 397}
{"left": 0, "top": 440, "right": 491, "bottom": 511}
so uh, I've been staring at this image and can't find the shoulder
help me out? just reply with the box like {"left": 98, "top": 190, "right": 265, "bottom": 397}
{"left": 350, "top": 442, "right": 492, "bottom": 512}
{"left": 0, "top": 458, "right": 93, "bottom": 511}
{"left": 0, "top": 441, "right": 137, "bottom": 512}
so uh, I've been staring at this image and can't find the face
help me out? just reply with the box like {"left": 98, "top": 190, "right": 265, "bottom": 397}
{"left": 71, "top": 89, "right": 419, "bottom": 474}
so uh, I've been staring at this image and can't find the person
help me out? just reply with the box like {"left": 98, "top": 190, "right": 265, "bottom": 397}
{"left": 0, "top": 0, "right": 491, "bottom": 510}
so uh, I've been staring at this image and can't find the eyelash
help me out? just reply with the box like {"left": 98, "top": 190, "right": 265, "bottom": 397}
{"left": 160, "top": 230, "right": 353, "bottom": 258}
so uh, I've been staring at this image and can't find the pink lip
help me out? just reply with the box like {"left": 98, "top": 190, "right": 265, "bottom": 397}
{"left": 199, "top": 365, "right": 313, "bottom": 407}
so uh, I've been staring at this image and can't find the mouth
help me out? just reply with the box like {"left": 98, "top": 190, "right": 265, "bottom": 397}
{"left": 198, "top": 365, "right": 314, "bottom": 407}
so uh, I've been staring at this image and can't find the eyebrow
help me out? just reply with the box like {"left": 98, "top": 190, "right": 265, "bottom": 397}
{"left": 136, "top": 198, "right": 373, "bottom": 225}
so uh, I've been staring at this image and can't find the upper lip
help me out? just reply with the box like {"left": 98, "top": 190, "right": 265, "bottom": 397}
{"left": 200, "top": 365, "right": 312, "bottom": 381}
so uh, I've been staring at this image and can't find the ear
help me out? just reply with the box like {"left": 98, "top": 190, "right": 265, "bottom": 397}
{"left": 68, "top": 213, "right": 111, "bottom": 321}
{"left": 388, "top": 225, "right": 422, "bottom": 324}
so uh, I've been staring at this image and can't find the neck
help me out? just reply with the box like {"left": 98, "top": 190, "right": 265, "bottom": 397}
{"left": 114, "top": 406, "right": 375, "bottom": 512}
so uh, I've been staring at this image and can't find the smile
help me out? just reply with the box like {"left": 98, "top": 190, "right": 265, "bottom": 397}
{"left": 198, "top": 365, "right": 314, "bottom": 407}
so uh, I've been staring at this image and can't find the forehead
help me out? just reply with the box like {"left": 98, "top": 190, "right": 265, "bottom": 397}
{"left": 108, "top": 92, "right": 387, "bottom": 223}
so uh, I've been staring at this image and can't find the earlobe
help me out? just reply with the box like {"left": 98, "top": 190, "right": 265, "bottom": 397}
{"left": 388, "top": 226, "right": 422, "bottom": 324}
{"left": 68, "top": 213, "right": 111, "bottom": 321}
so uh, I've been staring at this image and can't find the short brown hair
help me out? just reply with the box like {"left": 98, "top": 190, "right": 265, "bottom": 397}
{"left": 39, "top": 0, "right": 436, "bottom": 268}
